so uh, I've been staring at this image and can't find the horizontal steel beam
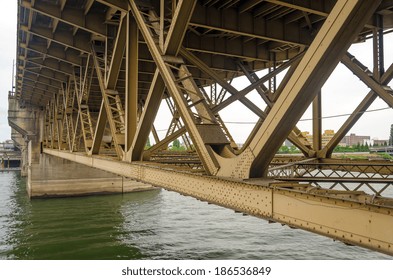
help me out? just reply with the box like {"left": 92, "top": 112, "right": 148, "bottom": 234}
{"left": 21, "top": 0, "right": 107, "bottom": 37}
{"left": 44, "top": 148, "right": 393, "bottom": 256}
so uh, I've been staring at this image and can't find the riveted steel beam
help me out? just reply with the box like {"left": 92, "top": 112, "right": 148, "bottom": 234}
{"left": 213, "top": 0, "right": 382, "bottom": 178}
{"left": 236, "top": 59, "right": 313, "bottom": 156}
{"left": 244, "top": 0, "right": 382, "bottom": 177}
{"left": 129, "top": 0, "right": 197, "bottom": 161}
{"left": 130, "top": 0, "right": 228, "bottom": 175}
{"left": 130, "top": 70, "right": 166, "bottom": 161}
{"left": 180, "top": 48, "right": 267, "bottom": 119}
{"left": 44, "top": 148, "right": 393, "bottom": 256}
{"left": 125, "top": 13, "right": 139, "bottom": 154}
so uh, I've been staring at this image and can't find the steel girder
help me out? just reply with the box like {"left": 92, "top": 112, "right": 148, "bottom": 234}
{"left": 45, "top": 148, "right": 393, "bottom": 256}
{"left": 13, "top": 0, "right": 393, "bottom": 256}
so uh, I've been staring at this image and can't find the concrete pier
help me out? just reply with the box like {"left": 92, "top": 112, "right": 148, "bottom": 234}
{"left": 8, "top": 96, "right": 155, "bottom": 198}
{"left": 28, "top": 154, "right": 156, "bottom": 198}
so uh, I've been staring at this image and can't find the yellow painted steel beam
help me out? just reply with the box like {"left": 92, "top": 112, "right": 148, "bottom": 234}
{"left": 106, "top": 15, "right": 127, "bottom": 89}
{"left": 44, "top": 148, "right": 393, "bottom": 256}
{"left": 19, "top": 80, "right": 58, "bottom": 94}
{"left": 342, "top": 53, "right": 393, "bottom": 107}
{"left": 264, "top": 0, "right": 330, "bottom": 17}
{"left": 236, "top": 58, "right": 313, "bottom": 156}
{"left": 164, "top": 0, "right": 197, "bottom": 55}
{"left": 90, "top": 100, "right": 107, "bottom": 155}
{"left": 130, "top": 70, "right": 166, "bottom": 161}
{"left": 20, "top": 25, "right": 91, "bottom": 53}
{"left": 96, "top": 0, "right": 129, "bottom": 12}
{"left": 130, "top": 1, "right": 228, "bottom": 175}
{"left": 129, "top": 0, "right": 199, "bottom": 162}
{"left": 19, "top": 56, "right": 74, "bottom": 76}
{"left": 312, "top": 91, "right": 322, "bottom": 152}
{"left": 211, "top": 51, "right": 304, "bottom": 112}
{"left": 21, "top": 0, "right": 107, "bottom": 37}
{"left": 215, "top": 0, "right": 382, "bottom": 178}
{"left": 22, "top": 67, "right": 68, "bottom": 83}
{"left": 191, "top": 1, "right": 311, "bottom": 47}
{"left": 320, "top": 62, "right": 393, "bottom": 158}
{"left": 180, "top": 48, "right": 268, "bottom": 119}
{"left": 20, "top": 42, "right": 83, "bottom": 67}
{"left": 125, "top": 13, "right": 139, "bottom": 154}
{"left": 21, "top": 72, "right": 63, "bottom": 89}
{"left": 143, "top": 127, "right": 187, "bottom": 160}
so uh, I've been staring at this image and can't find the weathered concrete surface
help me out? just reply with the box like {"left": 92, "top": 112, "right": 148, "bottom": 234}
{"left": 8, "top": 96, "right": 41, "bottom": 175}
{"left": 28, "top": 154, "right": 156, "bottom": 198}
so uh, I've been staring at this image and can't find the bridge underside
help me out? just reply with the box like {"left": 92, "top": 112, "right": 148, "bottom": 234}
{"left": 9, "top": 0, "right": 393, "bottom": 256}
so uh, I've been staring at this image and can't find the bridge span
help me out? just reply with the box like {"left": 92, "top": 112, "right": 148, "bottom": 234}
{"left": 8, "top": 0, "right": 393, "bottom": 256}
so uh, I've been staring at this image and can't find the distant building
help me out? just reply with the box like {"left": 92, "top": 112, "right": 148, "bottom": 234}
{"left": 301, "top": 130, "right": 336, "bottom": 147}
{"left": 373, "top": 139, "right": 389, "bottom": 146}
{"left": 0, "top": 140, "right": 16, "bottom": 151}
{"left": 340, "top": 133, "right": 370, "bottom": 147}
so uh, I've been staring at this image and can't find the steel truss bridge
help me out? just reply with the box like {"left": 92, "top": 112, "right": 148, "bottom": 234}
{"left": 10, "top": 0, "right": 393, "bottom": 256}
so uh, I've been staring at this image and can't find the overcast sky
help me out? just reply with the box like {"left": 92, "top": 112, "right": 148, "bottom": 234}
{"left": 0, "top": 2, "right": 392, "bottom": 145}
{"left": 0, "top": 1, "right": 17, "bottom": 142}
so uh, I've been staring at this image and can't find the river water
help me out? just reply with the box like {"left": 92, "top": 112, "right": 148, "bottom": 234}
{"left": 0, "top": 171, "right": 391, "bottom": 260}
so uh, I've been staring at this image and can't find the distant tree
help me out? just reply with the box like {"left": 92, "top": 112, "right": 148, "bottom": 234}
{"left": 384, "top": 141, "right": 388, "bottom": 147}
{"left": 170, "top": 139, "right": 185, "bottom": 151}
{"left": 289, "top": 145, "right": 300, "bottom": 154}
{"left": 145, "top": 138, "right": 151, "bottom": 149}
{"left": 390, "top": 124, "right": 393, "bottom": 146}
{"left": 278, "top": 146, "right": 289, "bottom": 154}
{"left": 173, "top": 139, "right": 180, "bottom": 149}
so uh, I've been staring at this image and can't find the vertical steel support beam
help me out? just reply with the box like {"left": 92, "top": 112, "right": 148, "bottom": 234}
{"left": 237, "top": 59, "right": 313, "bottom": 155}
{"left": 91, "top": 15, "right": 127, "bottom": 157}
{"left": 131, "top": 71, "right": 166, "bottom": 161}
{"left": 130, "top": 0, "right": 225, "bottom": 174}
{"left": 90, "top": 100, "right": 107, "bottom": 155}
{"left": 125, "top": 13, "right": 139, "bottom": 158}
{"left": 215, "top": 0, "right": 381, "bottom": 178}
{"left": 129, "top": 0, "right": 197, "bottom": 161}
{"left": 246, "top": 0, "right": 381, "bottom": 177}
{"left": 312, "top": 91, "right": 322, "bottom": 152}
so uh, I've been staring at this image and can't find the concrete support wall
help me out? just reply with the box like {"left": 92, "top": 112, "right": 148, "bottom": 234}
{"left": 8, "top": 97, "right": 41, "bottom": 176}
{"left": 9, "top": 96, "right": 155, "bottom": 198}
{"left": 28, "top": 154, "right": 155, "bottom": 198}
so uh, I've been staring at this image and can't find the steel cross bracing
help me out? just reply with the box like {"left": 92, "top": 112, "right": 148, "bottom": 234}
{"left": 13, "top": 0, "right": 393, "bottom": 255}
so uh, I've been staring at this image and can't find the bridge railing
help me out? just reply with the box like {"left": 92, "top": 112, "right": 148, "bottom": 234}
{"left": 268, "top": 161, "right": 393, "bottom": 197}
